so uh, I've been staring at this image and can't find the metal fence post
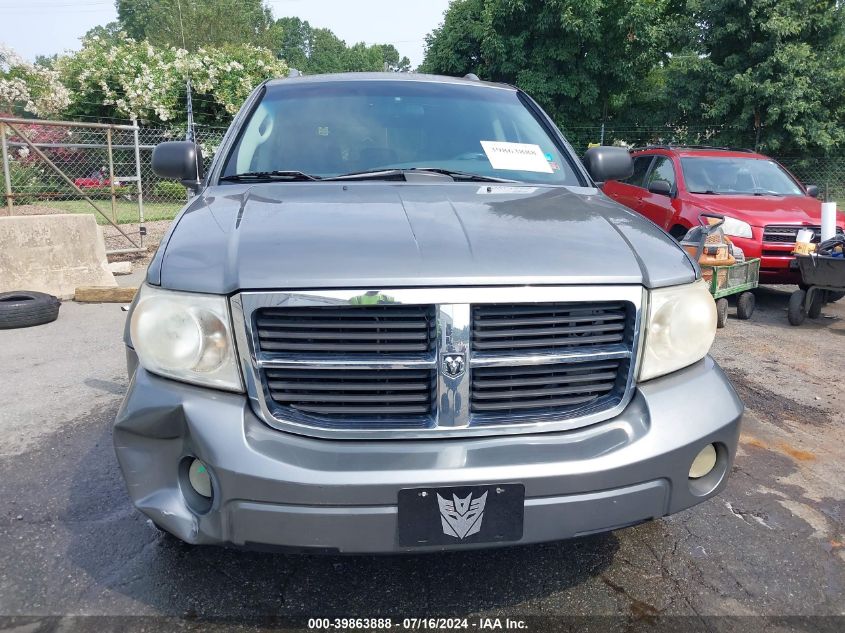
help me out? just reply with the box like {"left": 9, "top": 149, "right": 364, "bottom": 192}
{"left": 0, "top": 122, "right": 12, "bottom": 214}
{"left": 132, "top": 118, "right": 145, "bottom": 248}
{"left": 106, "top": 127, "right": 117, "bottom": 223}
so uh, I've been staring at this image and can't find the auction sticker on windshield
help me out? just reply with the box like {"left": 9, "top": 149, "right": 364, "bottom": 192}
{"left": 480, "top": 141, "right": 554, "bottom": 173}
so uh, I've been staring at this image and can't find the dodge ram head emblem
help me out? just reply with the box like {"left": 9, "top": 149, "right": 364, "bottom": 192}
{"left": 437, "top": 491, "right": 487, "bottom": 539}
{"left": 442, "top": 354, "right": 466, "bottom": 378}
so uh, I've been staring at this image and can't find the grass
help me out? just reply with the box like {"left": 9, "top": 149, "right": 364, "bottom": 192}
{"left": 47, "top": 199, "right": 181, "bottom": 224}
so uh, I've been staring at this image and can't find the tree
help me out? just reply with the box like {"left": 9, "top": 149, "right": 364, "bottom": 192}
{"left": 269, "top": 16, "right": 313, "bottom": 71}
{"left": 56, "top": 33, "right": 288, "bottom": 125}
{"left": 114, "top": 0, "right": 273, "bottom": 50}
{"left": 665, "top": 0, "right": 845, "bottom": 152}
{"left": 420, "top": 0, "right": 673, "bottom": 128}
{"left": 0, "top": 44, "right": 70, "bottom": 117}
{"left": 377, "top": 44, "right": 411, "bottom": 72}
{"left": 265, "top": 17, "right": 411, "bottom": 74}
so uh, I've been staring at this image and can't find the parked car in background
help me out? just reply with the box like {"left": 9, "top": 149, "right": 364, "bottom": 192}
{"left": 602, "top": 146, "right": 845, "bottom": 285}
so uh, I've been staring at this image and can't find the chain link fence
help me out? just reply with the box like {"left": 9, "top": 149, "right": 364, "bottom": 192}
{"left": 3, "top": 118, "right": 843, "bottom": 247}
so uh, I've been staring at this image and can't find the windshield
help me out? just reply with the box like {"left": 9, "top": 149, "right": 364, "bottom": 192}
{"left": 221, "top": 80, "right": 581, "bottom": 185}
{"left": 680, "top": 157, "right": 803, "bottom": 196}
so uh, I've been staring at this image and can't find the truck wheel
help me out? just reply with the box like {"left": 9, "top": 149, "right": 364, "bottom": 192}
{"left": 716, "top": 298, "right": 729, "bottom": 328}
{"left": 0, "top": 291, "right": 60, "bottom": 329}
{"left": 787, "top": 290, "right": 806, "bottom": 326}
{"left": 807, "top": 289, "right": 823, "bottom": 319}
{"left": 736, "top": 292, "right": 755, "bottom": 320}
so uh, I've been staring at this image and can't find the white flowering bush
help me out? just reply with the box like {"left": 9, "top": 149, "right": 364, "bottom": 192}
{"left": 57, "top": 33, "right": 288, "bottom": 124}
{"left": 0, "top": 44, "right": 70, "bottom": 117}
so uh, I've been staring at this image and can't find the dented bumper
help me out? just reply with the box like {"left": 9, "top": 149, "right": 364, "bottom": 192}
{"left": 114, "top": 355, "right": 742, "bottom": 553}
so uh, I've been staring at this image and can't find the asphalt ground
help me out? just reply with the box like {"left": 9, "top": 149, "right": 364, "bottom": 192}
{"left": 1, "top": 275, "right": 844, "bottom": 632}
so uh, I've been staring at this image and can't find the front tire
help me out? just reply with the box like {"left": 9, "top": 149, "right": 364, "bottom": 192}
{"left": 788, "top": 290, "right": 806, "bottom": 326}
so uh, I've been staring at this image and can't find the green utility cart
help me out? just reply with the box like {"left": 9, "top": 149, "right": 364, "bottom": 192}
{"left": 700, "top": 258, "right": 760, "bottom": 328}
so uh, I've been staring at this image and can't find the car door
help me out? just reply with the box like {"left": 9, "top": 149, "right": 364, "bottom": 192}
{"left": 640, "top": 155, "right": 678, "bottom": 229}
{"left": 602, "top": 155, "right": 654, "bottom": 214}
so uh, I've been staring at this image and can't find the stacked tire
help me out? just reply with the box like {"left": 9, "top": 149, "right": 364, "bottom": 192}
{"left": 0, "top": 291, "right": 61, "bottom": 329}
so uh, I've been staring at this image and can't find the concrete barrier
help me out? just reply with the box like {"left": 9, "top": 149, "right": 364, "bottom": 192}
{"left": 0, "top": 214, "right": 116, "bottom": 300}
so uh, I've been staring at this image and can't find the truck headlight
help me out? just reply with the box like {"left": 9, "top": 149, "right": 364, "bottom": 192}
{"left": 720, "top": 216, "right": 753, "bottom": 239}
{"left": 129, "top": 284, "right": 243, "bottom": 391}
{"left": 639, "top": 280, "right": 717, "bottom": 382}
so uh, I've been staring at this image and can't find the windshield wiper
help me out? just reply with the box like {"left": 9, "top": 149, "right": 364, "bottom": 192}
{"left": 325, "top": 167, "right": 519, "bottom": 183}
{"left": 219, "top": 170, "right": 320, "bottom": 182}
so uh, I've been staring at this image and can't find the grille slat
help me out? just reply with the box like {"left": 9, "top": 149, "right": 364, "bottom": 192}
{"left": 472, "top": 370, "right": 618, "bottom": 389}
{"left": 472, "top": 394, "right": 601, "bottom": 412}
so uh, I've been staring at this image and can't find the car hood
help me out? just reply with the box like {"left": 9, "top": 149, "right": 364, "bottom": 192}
{"left": 687, "top": 193, "right": 838, "bottom": 227}
{"left": 152, "top": 183, "right": 696, "bottom": 294}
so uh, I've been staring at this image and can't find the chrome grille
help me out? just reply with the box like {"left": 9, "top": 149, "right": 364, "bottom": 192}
{"left": 763, "top": 225, "right": 843, "bottom": 244}
{"left": 234, "top": 287, "right": 643, "bottom": 439}
{"left": 471, "top": 302, "right": 627, "bottom": 352}
{"left": 256, "top": 305, "right": 436, "bottom": 354}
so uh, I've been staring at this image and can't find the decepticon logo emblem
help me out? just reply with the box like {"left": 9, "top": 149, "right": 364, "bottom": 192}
{"left": 437, "top": 491, "right": 487, "bottom": 539}
{"left": 442, "top": 354, "right": 466, "bottom": 378}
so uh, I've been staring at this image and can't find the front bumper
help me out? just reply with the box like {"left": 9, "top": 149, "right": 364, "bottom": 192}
{"left": 114, "top": 355, "right": 743, "bottom": 553}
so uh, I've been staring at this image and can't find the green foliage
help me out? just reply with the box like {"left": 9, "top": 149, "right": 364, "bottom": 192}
{"left": 664, "top": 0, "right": 845, "bottom": 152}
{"left": 115, "top": 0, "right": 274, "bottom": 50}
{"left": 422, "top": 0, "right": 845, "bottom": 152}
{"left": 152, "top": 180, "right": 188, "bottom": 200}
{"left": 56, "top": 33, "right": 288, "bottom": 125}
{"left": 264, "top": 16, "right": 411, "bottom": 73}
{"left": 421, "top": 0, "right": 673, "bottom": 126}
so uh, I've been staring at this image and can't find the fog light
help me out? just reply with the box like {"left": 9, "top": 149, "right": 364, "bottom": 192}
{"left": 689, "top": 444, "right": 718, "bottom": 479}
{"left": 188, "top": 458, "right": 212, "bottom": 498}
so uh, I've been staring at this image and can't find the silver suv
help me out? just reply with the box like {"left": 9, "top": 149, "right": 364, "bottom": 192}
{"left": 115, "top": 73, "right": 742, "bottom": 552}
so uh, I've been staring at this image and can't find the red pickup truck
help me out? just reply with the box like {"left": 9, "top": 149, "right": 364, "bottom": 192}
{"left": 602, "top": 146, "right": 844, "bottom": 285}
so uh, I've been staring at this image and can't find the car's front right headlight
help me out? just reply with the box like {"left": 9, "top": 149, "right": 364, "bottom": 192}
{"left": 720, "top": 216, "right": 753, "bottom": 239}
{"left": 638, "top": 279, "right": 717, "bottom": 382}
{"left": 129, "top": 284, "right": 243, "bottom": 391}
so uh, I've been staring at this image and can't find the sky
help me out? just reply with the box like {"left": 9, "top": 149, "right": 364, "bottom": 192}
{"left": 0, "top": 0, "right": 452, "bottom": 67}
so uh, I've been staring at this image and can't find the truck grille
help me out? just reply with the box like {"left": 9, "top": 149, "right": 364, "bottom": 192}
{"left": 763, "top": 225, "right": 843, "bottom": 244}
{"left": 255, "top": 305, "right": 436, "bottom": 354}
{"left": 237, "top": 288, "right": 642, "bottom": 438}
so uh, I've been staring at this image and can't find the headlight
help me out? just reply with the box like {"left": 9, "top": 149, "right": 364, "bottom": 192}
{"left": 639, "top": 279, "right": 717, "bottom": 382}
{"left": 720, "top": 216, "right": 753, "bottom": 238}
{"left": 129, "top": 284, "right": 243, "bottom": 391}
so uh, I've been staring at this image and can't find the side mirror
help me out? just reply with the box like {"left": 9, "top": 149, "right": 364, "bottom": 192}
{"left": 152, "top": 141, "right": 204, "bottom": 190}
{"left": 805, "top": 184, "right": 819, "bottom": 198}
{"left": 583, "top": 146, "right": 634, "bottom": 184}
{"left": 648, "top": 180, "right": 673, "bottom": 196}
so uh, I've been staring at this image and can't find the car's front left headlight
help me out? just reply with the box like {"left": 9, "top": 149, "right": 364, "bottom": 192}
{"left": 129, "top": 284, "right": 243, "bottom": 391}
{"left": 639, "top": 279, "right": 717, "bottom": 382}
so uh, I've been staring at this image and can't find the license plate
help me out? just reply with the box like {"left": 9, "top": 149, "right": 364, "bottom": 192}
{"left": 398, "top": 484, "right": 524, "bottom": 547}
